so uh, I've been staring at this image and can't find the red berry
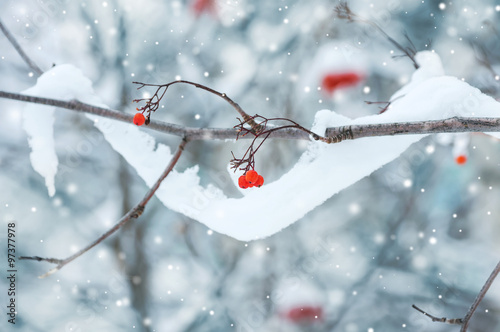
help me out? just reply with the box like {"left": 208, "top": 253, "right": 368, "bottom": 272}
{"left": 321, "top": 72, "right": 363, "bottom": 94}
{"left": 254, "top": 175, "right": 264, "bottom": 188}
{"left": 191, "top": 0, "right": 217, "bottom": 17}
{"left": 455, "top": 155, "right": 467, "bottom": 165}
{"left": 245, "top": 170, "right": 259, "bottom": 184}
{"left": 285, "top": 306, "right": 323, "bottom": 323}
{"left": 133, "top": 113, "right": 146, "bottom": 126}
{"left": 238, "top": 175, "right": 249, "bottom": 189}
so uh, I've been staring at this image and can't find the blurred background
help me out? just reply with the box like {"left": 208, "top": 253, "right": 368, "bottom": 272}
{"left": 1, "top": 0, "right": 500, "bottom": 331}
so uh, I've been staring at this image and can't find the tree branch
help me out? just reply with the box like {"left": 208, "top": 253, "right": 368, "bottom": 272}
{"left": 413, "top": 259, "right": 500, "bottom": 332}
{"left": 3, "top": 90, "right": 500, "bottom": 142}
{"left": 19, "top": 137, "right": 189, "bottom": 278}
{"left": 460, "top": 259, "right": 500, "bottom": 331}
{"left": 0, "top": 19, "right": 44, "bottom": 76}
{"left": 134, "top": 80, "right": 262, "bottom": 131}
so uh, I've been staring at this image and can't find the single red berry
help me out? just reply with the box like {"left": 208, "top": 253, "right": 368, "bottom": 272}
{"left": 455, "top": 155, "right": 467, "bottom": 165}
{"left": 133, "top": 113, "right": 146, "bottom": 126}
{"left": 321, "top": 72, "right": 363, "bottom": 94}
{"left": 285, "top": 306, "right": 323, "bottom": 323}
{"left": 254, "top": 175, "right": 264, "bottom": 188}
{"left": 238, "top": 175, "right": 250, "bottom": 189}
{"left": 245, "top": 170, "right": 259, "bottom": 184}
{"left": 191, "top": 0, "right": 217, "bottom": 17}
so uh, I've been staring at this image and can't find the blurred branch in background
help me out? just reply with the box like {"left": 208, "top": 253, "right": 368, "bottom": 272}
{"left": 19, "top": 138, "right": 188, "bottom": 278}
{"left": 413, "top": 260, "right": 500, "bottom": 332}
{"left": 0, "top": 18, "right": 43, "bottom": 76}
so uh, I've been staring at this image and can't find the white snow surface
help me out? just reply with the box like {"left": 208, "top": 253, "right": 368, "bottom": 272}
{"left": 24, "top": 52, "right": 500, "bottom": 241}
{"left": 23, "top": 102, "right": 57, "bottom": 197}
{"left": 22, "top": 64, "right": 105, "bottom": 197}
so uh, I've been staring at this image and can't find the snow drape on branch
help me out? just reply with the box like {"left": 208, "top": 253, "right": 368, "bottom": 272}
{"left": 21, "top": 65, "right": 107, "bottom": 197}
{"left": 23, "top": 102, "right": 57, "bottom": 197}
{"left": 22, "top": 52, "right": 500, "bottom": 240}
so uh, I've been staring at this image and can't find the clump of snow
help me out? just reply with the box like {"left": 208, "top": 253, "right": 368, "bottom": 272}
{"left": 390, "top": 51, "right": 445, "bottom": 100}
{"left": 23, "top": 104, "right": 57, "bottom": 197}
{"left": 21, "top": 54, "right": 500, "bottom": 241}
{"left": 22, "top": 65, "right": 106, "bottom": 197}
{"left": 136, "top": 51, "right": 499, "bottom": 241}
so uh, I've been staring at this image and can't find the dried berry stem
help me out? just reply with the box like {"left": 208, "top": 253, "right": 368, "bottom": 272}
{"left": 133, "top": 80, "right": 261, "bottom": 131}
{"left": 230, "top": 114, "right": 336, "bottom": 172}
{"left": 335, "top": 1, "right": 419, "bottom": 68}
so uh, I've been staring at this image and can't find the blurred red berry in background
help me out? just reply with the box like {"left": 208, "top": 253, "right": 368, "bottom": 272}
{"left": 284, "top": 305, "right": 323, "bottom": 324}
{"left": 191, "top": 0, "right": 217, "bottom": 17}
{"left": 321, "top": 72, "right": 363, "bottom": 94}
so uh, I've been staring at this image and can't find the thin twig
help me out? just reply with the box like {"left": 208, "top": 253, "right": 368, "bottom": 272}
{"left": 4, "top": 90, "right": 500, "bottom": 142}
{"left": 334, "top": 2, "right": 419, "bottom": 68}
{"left": 19, "top": 138, "right": 189, "bottom": 278}
{"left": 133, "top": 80, "right": 262, "bottom": 131}
{"left": 0, "top": 19, "right": 43, "bottom": 76}
{"left": 460, "top": 260, "right": 500, "bottom": 332}
{"left": 412, "top": 259, "right": 500, "bottom": 332}
{"left": 412, "top": 305, "right": 463, "bottom": 324}
{"left": 471, "top": 42, "right": 498, "bottom": 79}
{"left": 230, "top": 114, "right": 340, "bottom": 172}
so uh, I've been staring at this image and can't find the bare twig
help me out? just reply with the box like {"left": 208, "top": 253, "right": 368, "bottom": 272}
{"left": 412, "top": 305, "right": 463, "bottom": 324}
{"left": 471, "top": 42, "right": 498, "bottom": 79}
{"left": 133, "top": 80, "right": 262, "bottom": 131}
{"left": 334, "top": 2, "right": 419, "bottom": 68}
{"left": 460, "top": 260, "right": 500, "bottom": 331}
{"left": 412, "top": 259, "right": 500, "bottom": 332}
{"left": 19, "top": 138, "right": 189, "bottom": 278}
{"left": 0, "top": 19, "right": 43, "bottom": 76}
{"left": 4, "top": 90, "right": 500, "bottom": 142}
{"left": 230, "top": 114, "right": 341, "bottom": 172}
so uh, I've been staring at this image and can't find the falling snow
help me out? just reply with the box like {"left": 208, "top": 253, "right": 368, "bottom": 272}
{"left": 1, "top": 0, "right": 500, "bottom": 331}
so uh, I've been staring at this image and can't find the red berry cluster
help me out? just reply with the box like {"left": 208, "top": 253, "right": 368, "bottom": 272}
{"left": 133, "top": 112, "right": 146, "bottom": 126}
{"left": 238, "top": 170, "right": 264, "bottom": 189}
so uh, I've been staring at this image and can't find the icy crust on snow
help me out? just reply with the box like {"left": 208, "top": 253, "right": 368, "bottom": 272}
{"left": 24, "top": 54, "right": 500, "bottom": 241}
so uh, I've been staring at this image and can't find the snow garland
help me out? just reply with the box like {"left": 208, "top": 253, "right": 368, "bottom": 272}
{"left": 21, "top": 52, "right": 500, "bottom": 241}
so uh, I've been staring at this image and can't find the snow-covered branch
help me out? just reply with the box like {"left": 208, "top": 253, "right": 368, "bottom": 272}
{"left": 3, "top": 90, "right": 500, "bottom": 142}
{"left": 325, "top": 116, "right": 500, "bottom": 140}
